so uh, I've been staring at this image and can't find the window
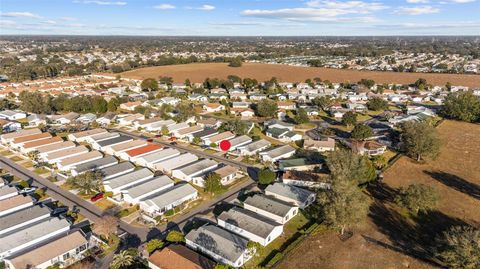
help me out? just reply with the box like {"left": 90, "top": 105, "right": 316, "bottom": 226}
{"left": 63, "top": 252, "right": 70, "bottom": 260}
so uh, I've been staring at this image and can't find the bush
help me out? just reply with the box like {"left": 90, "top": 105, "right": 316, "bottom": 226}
{"left": 145, "top": 239, "right": 164, "bottom": 254}
{"left": 166, "top": 230, "right": 185, "bottom": 243}
{"left": 265, "top": 252, "right": 284, "bottom": 268}
{"left": 104, "top": 191, "right": 113, "bottom": 198}
{"left": 258, "top": 169, "right": 276, "bottom": 185}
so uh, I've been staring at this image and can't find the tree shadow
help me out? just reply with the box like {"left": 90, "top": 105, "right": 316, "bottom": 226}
{"left": 368, "top": 201, "right": 469, "bottom": 267}
{"left": 366, "top": 181, "right": 399, "bottom": 203}
{"left": 146, "top": 228, "right": 162, "bottom": 241}
{"left": 424, "top": 170, "right": 480, "bottom": 200}
{"left": 247, "top": 166, "right": 260, "bottom": 181}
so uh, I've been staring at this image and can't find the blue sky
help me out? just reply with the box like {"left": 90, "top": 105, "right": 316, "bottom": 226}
{"left": 1, "top": 0, "right": 479, "bottom": 35}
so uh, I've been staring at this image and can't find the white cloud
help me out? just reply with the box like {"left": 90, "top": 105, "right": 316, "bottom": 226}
{"left": 242, "top": 1, "right": 387, "bottom": 23}
{"left": 395, "top": 5, "right": 440, "bottom": 15}
{"left": 198, "top": 5, "right": 215, "bottom": 11}
{"left": 449, "top": 0, "right": 476, "bottom": 2}
{"left": 406, "top": 0, "right": 429, "bottom": 3}
{"left": 154, "top": 4, "right": 176, "bottom": 10}
{"left": 73, "top": 1, "right": 127, "bottom": 6}
{"left": 0, "top": 12, "right": 42, "bottom": 19}
{"left": 0, "top": 20, "right": 16, "bottom": 25}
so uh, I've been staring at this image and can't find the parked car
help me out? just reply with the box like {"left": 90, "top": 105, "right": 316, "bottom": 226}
{"left": 170, "top": 141, "right": 177, "bottom": 145}
{"left": 19, "top": 187, "right": 37, "bottom": 194}
{"left": 146, "top": 138, "right": 153, "bottom": 142}
{"left": 90, "top": 192, "right": 104, "bottom": 202}
{"left": 155, "top": 134, "right": 162, "bottom": 138}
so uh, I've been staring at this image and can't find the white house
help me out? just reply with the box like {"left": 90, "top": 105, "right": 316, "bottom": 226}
{"left": 0, "top": 110, "right": 27, "bottom": 121}
{"left": 243, "top": 194, "right": 298, "bottom": 224}
{"left": 265, "top": 183, "right": 316, "bottom": 209}
{"left": 139, "top": 183, "right": 198, "bottom": 217}
{"left": 259, "top": 145, "right": 296, "bottom": 163}
{"left": 171, "top": 159, "right": 218, "bottom": 182}
{"left": 217, "top": 207, "right": 283, "bottom": 246}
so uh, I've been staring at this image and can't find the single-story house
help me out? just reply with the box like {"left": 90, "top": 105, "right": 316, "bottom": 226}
{"left": 103, "top": 168, "right": 154, "bottom": 194}
{"left": 20, "top": 136, "right": 64, "bottom": 154}
{"left": 346, "top": 140, "right": 387, "bottom": 156}
{"left": 4, "top": 230, "right": 89, "bottom": 269}
{"left": 37, "top": 141, "right": 76, "bottom": 158}
{"left": 173, "top": 125, "right": 204, "bottom": 140}
{"left": 217, "top": 207, "right": 283, "bottom": 246}
{"left": 0, "top": 119, "right": 21, "bottom": 133}
{"left": 265, "top": 183, "right": 316, "bottom": 209}
{"left": 197, "top": 118, "right": 222, "bottom": 128}
{"left": 116, "top": 113, "right": 145, "bottom": 126}
{"left": 107, "top": 140, "right": 147, "bottom": 156}
{"left": 48, "top": 112, "right": 79, "bottom": 125}
{"left": 67, "top": 128, "right": 108, "bottom": 143}
{"left": 1, "top": 128, "right": 41, "bottom": 145}
{"left": 236, "top": 139, "right": 271, "bottom": 156}
{"left": 121, "top": 175, "right": 174, "bottom": 204}
{"left": 202, "top": 131, "right": 235, "bottom": 146}
{"left": 203, "top": 103, "right": 225, "bottom": 113}
{"left": 228, "top": 135, "right": 252, "bottom": 151}
{"left": 0, "top": 110, "right": 26, "bottom": 121}
{"left": 11, "top": 133, "right": 52, "bottom": 149}
{"left": 153, "top": 153, "right": 198, "bottom": 174}
{"left": 26, "top": 114, "right": 46, "bottom": 127}
{"left": 140, "top": 183, "right": 198, "bottom": 217}
{"left": 0, "top": 194, "right": 35, "bottom": 217}
{"left": 57, "top": 150, "right": 103, "bottom": 171}
{"left": 134, "top": 148, "right": 181, "bottom": 168}
{"left": 119, "top": 144, "right": 163, "bottom": 161}
{"left": 265, "top": 128, "right": 302, "bottom": 143}
{"left": 172, "top": 159, "right": 218, "bottom": 182}
{"left": 0, "top": 217, "right": 71, "bottom": 259}
{"left": 92, "top": 135, "right": 133, "bottom": 151}
{"left": 42, "top": 145, "right": 89, "bottom": 164}
{"left": 70, "top": 156, "right": 118, "bottom": 177}
{"left": 187, "top": 128, "right": 218, "bottom": 143}
{"left": 98, "top": 162, "right": 135, "bottom": 180}
{"left": 185, "top": 225, "right": 252, "bottom": 268}
{"left": 87, "top": 132, "right": 120, "bottom": 144}
{"left": 259, "top": 145, "right": 296, "bottom": 163}
{"left": 303, "top": 136, "right": 335, "bottom": 152}
{"left": 243, "top": 194, "right": 298, "bottom": 224}
{"left": 76, "top": 113, "right": 97, "bottom": 124}
{"left": 0, "top": 205, "right": 51, "bottom": 236}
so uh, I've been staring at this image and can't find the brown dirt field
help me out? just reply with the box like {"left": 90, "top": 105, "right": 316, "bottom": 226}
{"left": 278, "top": 221, "right": 434, "bottom": 269}
{"left": 120, "top": 62, "right": 480, "bottom": 87}
{"left": 383, "top": 120, "right": 480, "bottom": 222}
{"left": 277, "top": 120, "right": 480, "bottom": 269}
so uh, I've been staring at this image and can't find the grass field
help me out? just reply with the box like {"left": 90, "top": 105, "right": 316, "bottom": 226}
{"left": 120, "top": 62, "right": 480, "bottom": 87}
{"left": 277, "top": 120, "right": 479, "bottom": 269}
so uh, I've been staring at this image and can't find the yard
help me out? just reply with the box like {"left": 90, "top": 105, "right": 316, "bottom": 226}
{"left": 277, "top": 120, "right": 480, "bottom": 269}
{"left": 0, "top": 150, "right": 12, "bottom": 156}
{"left": 9, "top": 156, "right": 24, "bottom": 162}
{"left": 244, "top": 212, "right": 310, "bottom": 269}
{"left": 33, "top": 167, "right": 49, "bottom": 175}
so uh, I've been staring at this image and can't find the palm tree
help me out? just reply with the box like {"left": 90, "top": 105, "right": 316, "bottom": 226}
{"left": 110, "top": 250, "right": 135, "bottom": 269}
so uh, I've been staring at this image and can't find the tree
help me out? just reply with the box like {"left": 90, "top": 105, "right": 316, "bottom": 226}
{"left": 66, "top": 171, "right": 103, "bottom": 195}
{"left": 312, "top": 96, "right": 333, "bottom": 111}
{"left": 435, "top": 225, "right": 480, "bottom": 269}
{"left": 92, "top": 96, "right": 108, "bottom": 114}
{"left": 358, "top": 78, "right": 375, "bottom": 89}
{"left": 93, "top": 215, "right": 118, "bottom": 240}
{"left": 161, "top": 125, "right": 169, "bottom": 136}
{"left": 395, "top": 184, "right": 439, "bottom": 214}
{"left": 294, "top": 108, "right": 309, "bottom": 124}
{"left": 192, "top": 137, "right": 201, "bottom": 145}
{"left": 367, "top": 97, "right": 389, "bottom": 111}
{"left": 256, "top": 99, "right": 278, "bottom": 118}
{"left": 110, "top": 249, "right": 136, "bottom": 269}
{"left": 318, "top": 175, "right": 370, "bottom": 235}
{"left": 18, "top": 91, "right": 51, "bottom": 114}
{"left": 228, "top": 57, "right": 243, "bottom": 67}
{"left": 166, "top": 230, "right": 185, "bottom": 243}
{"left": 145, "top": 239, "right": 164, "bottom": 254}
{"left": 342, "top": 111, "right": 357, "bottom": 127}
{"left": 141, "top": 78, "right": 159, "bottom": 92}
{"left": 327, "top": 149, "right": 376, "bottom": 185}
{"left": 204, "top": 172, "right": 225, "bottom": 194}
{"left": 258, "top": 169, "right": 276, "bottom": 185}
{"left": 414, "top": 78, "right": 428, "bottom": 90}
{"left": 174, "top": 102, "right": 195, "bottom": 122}
{"left": 219, "top": 120, "right": 249, "bottom": 135}
{"left": 400, "top": 121, "right": 441, "bottom": 162}
{"left": 442, "top": 91, "right": 480, "bottom": 122}
{"left": 107, "top": 99, "right": 118, "bottom": 112}
{"left": 350, "top": 124, "right": 373, "bottom": 140}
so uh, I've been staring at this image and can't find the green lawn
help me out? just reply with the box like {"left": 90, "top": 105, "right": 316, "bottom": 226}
{"left": 33, "top": 167, "right": 49, "bottom": 175}
{"left": 244, "top": 212, "right": 310, "bottom": 269}
{"left": 9, "top": 156, "right": 24, "bottom": 162}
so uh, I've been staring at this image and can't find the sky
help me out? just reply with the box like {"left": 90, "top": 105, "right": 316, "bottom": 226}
{"left": 0, "top": 0, "right": 479, "bottom": 36}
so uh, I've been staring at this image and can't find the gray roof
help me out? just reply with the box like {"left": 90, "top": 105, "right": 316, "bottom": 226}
{"left": 244, "top": 194, "right": 296, "bottom": 217}
{"left": 105, "top": 168, "right": 153, "bottom": 190}
{"left": 138, "top": 148, "right": 180, "bottom": 164}
{"left": 265, "top": 183, "right": 314, "bottom": 204}
{"left": 0, "top": 205, "right": 51, "bottom": 233}
{"left": 73, "top": 156, "right": 118, "bottom": 174}
{"left": 122, "top": 175, "right": 173, "bottom": 199}
{"left": 96, "top": 135, "right": 132, "bottom": 148}
{"left": 154, "top": 153, "right": 198, "bottom": 171}
{"left": 176, "top": 159, "right": 217, "bottom": 176}
{"left": 261, "top": 145, "right": 295, "bottom": 158}
{"left": 192, "top": 128, "right": 218, "bottom": 138}
{"left": 0, "top": 185, "right": 17, "bottom": 198}
{"left": 218, "top": 207, "right": 281, "bottom": 238}
{"left": 240, "top": 139, "right": 271, "bottom": 152}
{"left": 0, "top": 217, "right": 70, "bottom": 255}
{"left": 36, "top": 141, "right": 75, "bottom": 154}
{"left": 228, "top": 135, "right": 252, "bottom": 147}
{"left": 142, "top": 183, "right": 197, "bottom": 211}
{"left": 89, "top": 132, "right": 119, "bottom": 142}
{"left": 98, "top": 162, "right": 135, "bottom": 178}
{"left": 185, "top": 225, "right": 248, "bottom": 263}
